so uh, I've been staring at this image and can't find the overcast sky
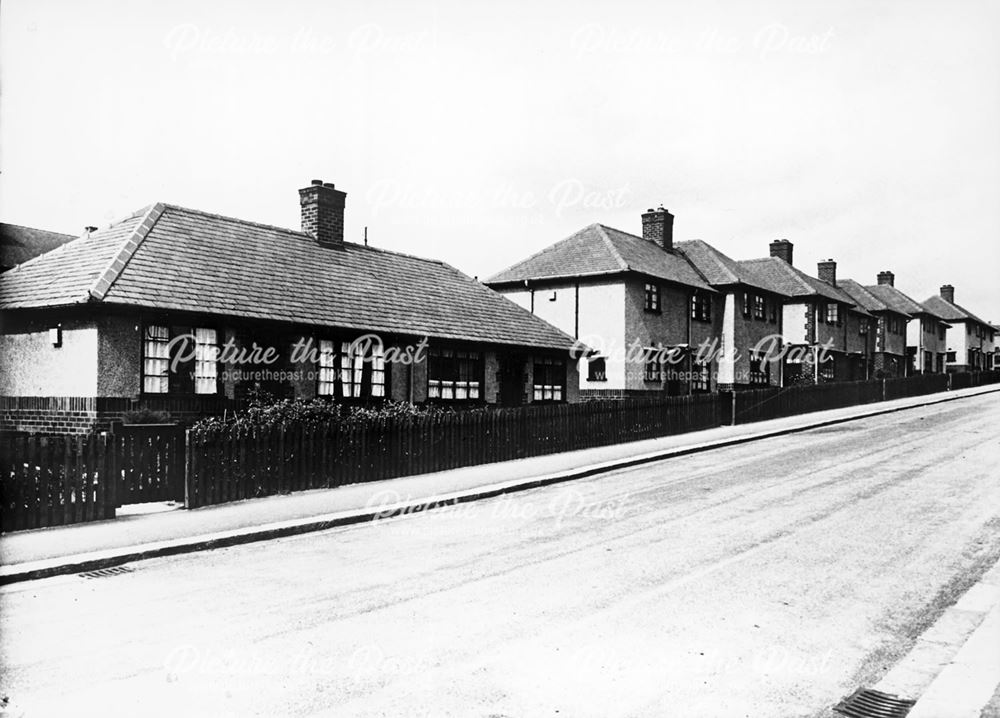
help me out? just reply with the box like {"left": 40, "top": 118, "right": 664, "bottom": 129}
{"left": 2, "top": 0, "right": 998, "bottom": 319}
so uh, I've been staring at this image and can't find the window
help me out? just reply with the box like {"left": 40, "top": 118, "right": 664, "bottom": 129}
{"left": 753, "top": 295, "right": 766, "bottom": 320}
{"left": 339, "top": 339, "right": 386, "bottom": 399}
{"left": 946, "top": 350, "right": 956, "bottom": 362}
{"left": 859, "top": 318, "right": 869, "bottom": 335}
{"left": 749, "top": 350, "right": 770, "bottom": 385}
{"left": 428, "top": 348, "right": 483, "bottom": 401}
{"left": 692, "top": 361, "right": 710, "bottom": 392}
{"left": 587, "top": 357, "right": 607, "bottom": 382}
{"left": 194, "top": 328, "right": 219, "bottom": 394}
{"left": 690, "top": 293, "right": 711, "bottom": 322}
{"left": 533, "top": 357, "right": 565, "bottom": 401}
{"left": 818, "top": 357, "right": 835, "bottom": 382}
{"left": 825, "top": 303, "right": 840, "bottom": 325}
{"left": 769, "top": 301, "right": 778, "bottom": 324}
{"left": 644, "top": 283, "right": 660, "bottom": 312}
{"left": 742, "top": 292, "right": 751, "bottom": 318}
{"left": 644, "top": 352, "right": 663, "bottom": 383}
{"left": 938, "top": 325, "right": 946, "bottom": 341}
{"left": 142, "top": 325, "right": 170, "bottom": 394}
{"left": 317, "top": 340, "right": 338, "bottom": 396}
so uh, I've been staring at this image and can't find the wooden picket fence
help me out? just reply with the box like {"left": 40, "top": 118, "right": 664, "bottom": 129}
{"left": 185, "top": 393, "right": 725, "bottom": 508}
{"left": 0, "top": 424, "right": 186, "bottom": 532}
{"left": 0, "top": 433, "right": 117, "bottom": 531}
{"left": 3, "top": 370, "right": 999, "bottom": 528}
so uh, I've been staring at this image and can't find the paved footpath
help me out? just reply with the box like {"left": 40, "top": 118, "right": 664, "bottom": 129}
{"left": 1, "top": 384, "right": 999, "bottom": 583}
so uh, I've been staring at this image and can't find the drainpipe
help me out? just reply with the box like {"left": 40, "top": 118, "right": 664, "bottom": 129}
{"left": 687, "top": 291, "right": 693, "bottom": 395}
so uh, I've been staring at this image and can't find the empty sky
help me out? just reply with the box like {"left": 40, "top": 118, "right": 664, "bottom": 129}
{"left": 2, "top": 0, "right": 998, "bottom": 318}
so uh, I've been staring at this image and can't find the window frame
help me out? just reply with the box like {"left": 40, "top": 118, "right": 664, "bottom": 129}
{"left": 532, "top": 356, "right": 566, "bottom": 403}
{"left": 644, "top": 351, "right": 663, "bottom": 383}
{"left": 753, "top": 294, "right": 766, "bottom": 320}
{"left": 691, "top": 360, "right": 710, "bottom": 392}
{"left": 690, "top": 292, "right": 711, "bottom": 323}
{"left": 644, "top": 283, "right": 661, "bottom": 313}
{"left": 586, "top": 356, "right": 607, "bottom": 382}
{"left": 142, "top": 324, "right": 171, "bottom": 395}
{"left": 193, "top": 327, "right": 220, "bottom": 395}
{"left": 825, "top": 303, "right": 840, "bottom": 326}
{"left": 315, "top": 335, "right": 389, "bottom": 401}
{"left": 427, "top": 346, "right": 485, "bottom": 403}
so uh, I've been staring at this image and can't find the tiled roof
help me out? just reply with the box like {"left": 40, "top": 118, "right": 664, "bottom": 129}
{"left": 0, "top": 203, "right": 578, "bottom": 351}
{"left": 674, "top": 240, "right": 783, "bottom": 294}
{"left": 922, "top": 295, "right": 992, "bottom": 328}
{"left": 838, "top": 279, "right": 890, "bottom": 313}
{"left": 485, "top": 224, "right": 713, "bottom": 291}
{"left": 736, "top": 257, "right": 860, "bottom": 308}
{"left": 864, "top": 284, "right": 931, "bottom": 318}
{"left": 0, "top": 222, "right": 77, "bottom": 271}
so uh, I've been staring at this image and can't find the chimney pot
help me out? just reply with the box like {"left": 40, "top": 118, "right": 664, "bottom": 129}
{"left": 323, "top": 182, "right": 336, "bottom": 189}
{"left": 817, "top": 259, "right": 837, "bottom": 287}
{"left": 299, "top": 180, "right": 347, "bottom": 245}
{"left": 769, "top": 239, "right": 794, "bottom": 265}
{"left": 940, "top": 284, "right": 955, "bottom": 303}
{"left": 877, "top": 271, "right": 895, "bottom": 286}
{"left": 640, "top": 206, "right": 674, "bottom": 252}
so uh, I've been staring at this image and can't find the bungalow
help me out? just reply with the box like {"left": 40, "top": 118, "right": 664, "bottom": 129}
{"left": 485, "top": 208, "right": 720, "bottom": 398}
{"left": 737, "top": 249, "right": 870, "bottom": 384}
{"left": 0, "top": 180, "right": 580, "bottom": 433}
{"left": 922, "top": 285, "right": 996, "bottom": 372}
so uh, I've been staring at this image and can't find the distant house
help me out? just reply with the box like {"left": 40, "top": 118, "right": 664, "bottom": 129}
{"left": 993, "top": 325, "right": 1000, "bottom": 371}
{"left": 0, "top": 180, "right": 580, "bottom": 433}
{"left": 0, "top": 222, "right": 76, "bottom": 272}
{"left": 922, "top": 286, "right": 996, "bottom": 372}
{"left": 851, "top": 271, "right": 948, "bottom": 375}
{"left": 673, "top": 240, "right": 786, "bottom": 390}
{"left": 485, "top": 209, "right": 720, "bottom": 398}
{"left": 838, "top": 273, "right": 929, "bottom": 378}
{"left": 737, "top": 250, "right": 870, "bottom": 383}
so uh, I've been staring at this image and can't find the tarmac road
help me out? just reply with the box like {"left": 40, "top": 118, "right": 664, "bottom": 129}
{"left": 2, "top": 392, "right": 999, "bottom": 717}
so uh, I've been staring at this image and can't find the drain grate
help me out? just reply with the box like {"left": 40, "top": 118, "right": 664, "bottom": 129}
{"left": 834, "top": 687, "right": 915, "bottom": 718}
{"left": 79, "top": 566, "right": 135, "bottom": 579}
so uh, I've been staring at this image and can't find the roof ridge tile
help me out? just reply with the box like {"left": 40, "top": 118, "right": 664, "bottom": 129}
{"left": 87, "top": 203, "right": 165, "bottom": 301}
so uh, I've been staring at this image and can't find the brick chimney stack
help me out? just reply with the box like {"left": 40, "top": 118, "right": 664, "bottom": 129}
{"left": 299, "top": 179, "right": 346, "bottom": 245}
{"left": 769, "top": 239, "right": 793, "bottom": 265}
{"left": 817, "top": 259, "right": 837, "bottom": 287}
{"left": 877, "top": 271, "right": 895, "bottom": 286}
{"left": 940, "top": 284, "right": 955, "bottom": 303}
{"left": 641, "top": 206, "right": 673, "bottom": 251}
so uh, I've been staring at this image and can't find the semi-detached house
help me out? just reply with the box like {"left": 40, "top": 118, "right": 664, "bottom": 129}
{"left": 485, "top": 208, "right": 720, "bottom": 398}
{"left": 922, "top": 285, "right": 996, "bottom": 372}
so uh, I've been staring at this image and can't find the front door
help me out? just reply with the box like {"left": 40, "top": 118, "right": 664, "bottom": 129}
{"left": 497, "top": 356, "right": 525, "bottom": 407}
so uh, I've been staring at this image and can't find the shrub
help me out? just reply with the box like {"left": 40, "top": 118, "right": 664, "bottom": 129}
{"left": 122, "top": 408, "right": 172, "bottom": 424}
{"left": 191, "top": 396, "right": 493, "bottom": 435}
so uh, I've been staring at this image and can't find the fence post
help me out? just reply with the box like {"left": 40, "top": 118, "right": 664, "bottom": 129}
{"left": 881, "top": 378, "right": 887, "bottom": 402}
{"left": 183, "top": 428, "right": 192, "bottom": 508}
{"left": 730, "top": 390, "right": 737, "bottom": 426}
{"left": 105, "top": 432, "right": 117, "bottom": 518}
